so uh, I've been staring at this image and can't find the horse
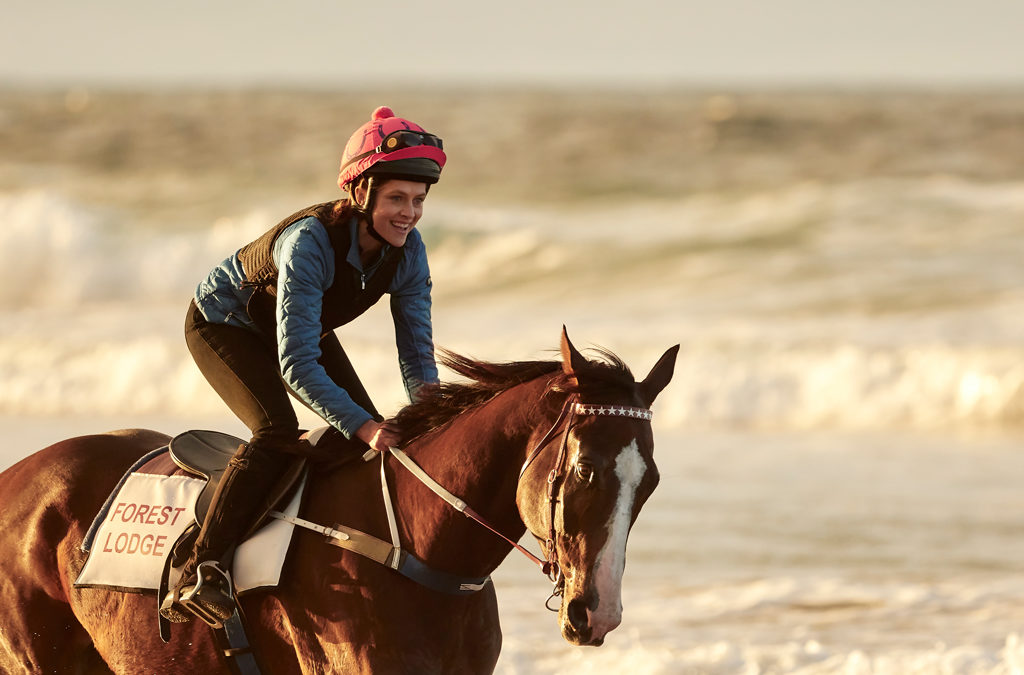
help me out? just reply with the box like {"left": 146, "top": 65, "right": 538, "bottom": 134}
{"left": 0, "top": 329, "right": 678, "bottom": 674}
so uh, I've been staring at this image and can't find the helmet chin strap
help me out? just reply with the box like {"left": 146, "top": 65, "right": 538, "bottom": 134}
{"left": 354, "top": 176, "right": 389, "bottom": 244}
{"left": 366, "top": 220, "right": 389, "bottom": 244}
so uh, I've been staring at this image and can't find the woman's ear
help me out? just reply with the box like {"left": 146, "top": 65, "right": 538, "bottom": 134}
{"left": 352, "top": 180, "right": 368, "bottom": 208}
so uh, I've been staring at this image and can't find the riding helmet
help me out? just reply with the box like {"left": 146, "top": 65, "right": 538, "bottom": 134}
{"left": 337, "top": 106, "right": 446, "bottom": 190}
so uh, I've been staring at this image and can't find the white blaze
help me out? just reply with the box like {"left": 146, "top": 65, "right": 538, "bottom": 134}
{"left": 589, "top": 439, "right": 645, "bottom": 637}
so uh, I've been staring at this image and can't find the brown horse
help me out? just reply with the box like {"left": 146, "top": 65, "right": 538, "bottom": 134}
{"left": 0, "top": 329, "right": 677, "bottom": 674}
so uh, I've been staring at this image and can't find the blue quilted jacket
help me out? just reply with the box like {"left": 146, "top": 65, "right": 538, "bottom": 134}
{"left": 194, "top": 215, "right": 438, "bottom": 438}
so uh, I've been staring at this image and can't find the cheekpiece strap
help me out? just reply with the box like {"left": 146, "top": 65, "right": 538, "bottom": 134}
{"left": 574, "top": 403, "right": 653, "bottom": 421}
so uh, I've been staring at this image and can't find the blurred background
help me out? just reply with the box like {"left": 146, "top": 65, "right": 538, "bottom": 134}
{"left": 3, "top": 1, "right": 1024, "bottom": 673}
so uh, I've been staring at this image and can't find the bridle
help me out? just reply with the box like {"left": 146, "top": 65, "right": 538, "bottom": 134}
{"left": 515, "top": 394, "right": 655, "bottom": 608}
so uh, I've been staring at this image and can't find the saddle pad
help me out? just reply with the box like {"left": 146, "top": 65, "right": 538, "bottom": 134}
{"left": 75, "top": 446, "right": 306, "bottom": 594}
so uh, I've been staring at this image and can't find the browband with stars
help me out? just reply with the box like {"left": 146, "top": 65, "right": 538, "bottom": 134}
{"left": 573, "top": 403, "right": 653, "bottom": 421}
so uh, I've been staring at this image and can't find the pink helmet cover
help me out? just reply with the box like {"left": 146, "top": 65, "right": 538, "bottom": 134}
{"left": 337, "top": 106, "right": 447, "bottom": 189}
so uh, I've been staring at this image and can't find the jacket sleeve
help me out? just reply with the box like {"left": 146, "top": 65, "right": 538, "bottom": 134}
{"left": 390, "top": 234, "right": 439, "bottom": 401}
{"left": 275, "top": 220, "right": 374, "bottom": 438}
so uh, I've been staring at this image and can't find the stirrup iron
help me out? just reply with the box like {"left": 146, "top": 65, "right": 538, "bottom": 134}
{"left": 178, "top": 560, "right": 236, "bottom": 629}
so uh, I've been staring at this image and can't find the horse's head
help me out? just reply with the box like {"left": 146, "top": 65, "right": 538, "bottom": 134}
{"left": 517, "top": 328, "right": 678, "bottom": 646}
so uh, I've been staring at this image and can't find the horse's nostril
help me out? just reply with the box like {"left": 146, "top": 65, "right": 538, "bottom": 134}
{"left": 566, "top": 599, "right": 589, "bottom": 630}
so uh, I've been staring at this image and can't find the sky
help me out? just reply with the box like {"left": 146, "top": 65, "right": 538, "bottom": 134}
{"left": 3, "top": 0, "right": 1024, "bottom": 88}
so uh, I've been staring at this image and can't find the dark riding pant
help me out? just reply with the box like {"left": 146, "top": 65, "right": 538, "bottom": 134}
{"left": 182, "top": 300, "right": 379, "bottom": 566}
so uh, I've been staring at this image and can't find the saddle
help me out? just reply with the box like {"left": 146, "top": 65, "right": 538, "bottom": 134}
{"left": 169, "top": 430, "right": 299, "bottom": 538}
{"left": 168, "top": 426, "right": 366, "bottom": 545}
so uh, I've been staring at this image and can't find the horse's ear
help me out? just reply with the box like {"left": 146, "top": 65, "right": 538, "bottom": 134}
{"left": 638, "top": 344, "right": 679, "bottom": 407}
{"left": 560, "top": 326, "right": 587, "bottom": 387}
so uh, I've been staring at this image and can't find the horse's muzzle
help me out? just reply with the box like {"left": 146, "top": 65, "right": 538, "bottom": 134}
{"left": 561, "top": 593, "right": 619, "bottom": 646}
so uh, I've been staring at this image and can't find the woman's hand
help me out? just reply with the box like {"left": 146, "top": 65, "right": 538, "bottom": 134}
{"left": 355, "top": 419, "right": 401, "bottom": 455}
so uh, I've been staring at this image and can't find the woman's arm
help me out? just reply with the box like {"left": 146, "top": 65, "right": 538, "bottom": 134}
{"left": 390, "top": 233, "right": 439, "bottom": 401}
{"left": 275, "top": 219, "right": 375, "bottom": 438}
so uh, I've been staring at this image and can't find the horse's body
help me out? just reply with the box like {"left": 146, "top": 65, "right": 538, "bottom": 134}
{"left": 0, "top": 331, "right": 676, "bottom": 674}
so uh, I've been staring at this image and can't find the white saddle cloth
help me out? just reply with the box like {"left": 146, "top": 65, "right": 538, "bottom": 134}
{"left": 75, "top": 465, "right": 305, "bottom": 594}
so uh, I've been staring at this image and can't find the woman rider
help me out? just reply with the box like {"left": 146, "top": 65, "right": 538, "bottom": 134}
{"left": 161, "top": 106, "right": 446, "bottom": 623}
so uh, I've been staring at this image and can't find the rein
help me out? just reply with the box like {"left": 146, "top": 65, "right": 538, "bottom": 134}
{"left": 272, "top": 394, "right": 654, "bottom": 604}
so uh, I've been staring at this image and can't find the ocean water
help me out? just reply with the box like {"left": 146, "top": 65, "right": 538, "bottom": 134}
{"left": 2, "top": 89, "right": 1023, "bottom": 673}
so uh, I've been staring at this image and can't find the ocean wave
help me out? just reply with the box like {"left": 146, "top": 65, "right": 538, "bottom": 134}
{"left": 4, "top": 177, "right": 1024, "bottom": 309}
{"left": 3, "top": 185, "right": 1023, "bottom": 431}
{"left": 666, "top": 342, "right": 1024, "bottom": 430}
{"left": 1, "top": 318, "right": 1021, "bottom": 432}
{"left": 0, "top": 190, "right": 270, "bottom": 307}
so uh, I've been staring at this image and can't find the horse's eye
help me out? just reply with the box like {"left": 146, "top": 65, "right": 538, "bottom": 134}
{"left": 575, "top": 462, "right": 595, "bottom": 485}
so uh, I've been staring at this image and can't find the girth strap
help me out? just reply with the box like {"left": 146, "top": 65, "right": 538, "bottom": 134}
{"left": 269, "top": 512, "right": 392, "bottom": 566}
{"left": 392, "top": 551, "right": 490, "bottom": 594}
{"left": 214, "top": 611, "right": 263, "bottom": 675}
{"left": 267, "top": 512, "right": 351, "bottom": 544}
{"left": 268, "top": 509, "right": 489, "bottom": 595}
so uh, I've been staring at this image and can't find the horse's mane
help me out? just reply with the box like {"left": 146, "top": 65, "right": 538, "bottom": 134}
{"left": 394, "top": 347, "right": 635, "bottom": 446}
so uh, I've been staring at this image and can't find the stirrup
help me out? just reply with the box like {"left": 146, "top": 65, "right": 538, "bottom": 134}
{"left": 178, "top": 561, "right": 237, "bottom": 629}
{"left": 158, "top": 584, "right": 193, "bottom": 624}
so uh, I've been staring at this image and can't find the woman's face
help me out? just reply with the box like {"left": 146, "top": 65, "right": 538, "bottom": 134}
{"left": 361, "top": 179, "right": 427, "bottom": 248}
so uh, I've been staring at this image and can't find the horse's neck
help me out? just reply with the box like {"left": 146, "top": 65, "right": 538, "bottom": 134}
{"left": 392, "top": 378, "right": 557, "bottom": 576}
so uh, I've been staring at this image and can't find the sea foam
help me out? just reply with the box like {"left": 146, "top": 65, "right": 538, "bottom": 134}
{"left": 3, "top": 185, "right": 1023, "bottom": 431}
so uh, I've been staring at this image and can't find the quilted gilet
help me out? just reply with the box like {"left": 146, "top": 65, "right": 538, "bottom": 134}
{"left": 237, "top": 200, "right": 404, "bottom": 338}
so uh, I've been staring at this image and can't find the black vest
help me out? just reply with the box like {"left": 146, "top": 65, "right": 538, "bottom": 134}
{"left": 237, "top": 200, "right": 405, "bottom": 338}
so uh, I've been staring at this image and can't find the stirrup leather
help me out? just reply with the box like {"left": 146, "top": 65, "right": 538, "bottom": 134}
{"left": 178, "top": 561, "right": 236, "bottom": 629}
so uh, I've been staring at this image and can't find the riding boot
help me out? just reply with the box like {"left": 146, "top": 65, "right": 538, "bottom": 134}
{"left": 160, "top": 441, "right": 290, "bottom": 623}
